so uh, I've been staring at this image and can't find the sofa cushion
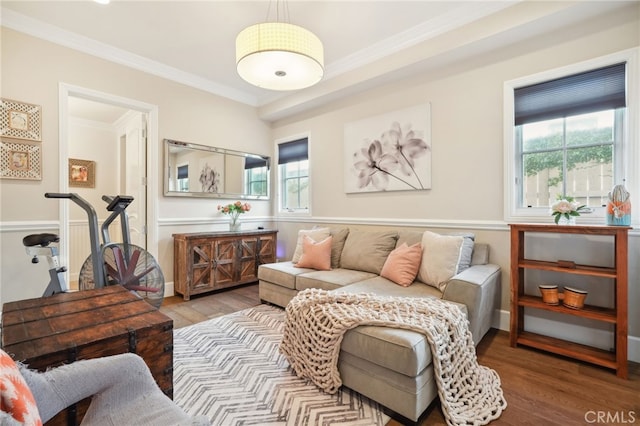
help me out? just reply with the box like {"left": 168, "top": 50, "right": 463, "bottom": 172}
{"left": 296, "top": 269, "right": 377, "bottom": 292}
{"left": 380, "top": 242, "right": 422, "bottom": 287}
{"left": 334, "top": 278, "right": 467, "bottom": 377}
{"left": 340, "top": 230, "right": 398, "bottom": 274}
{"left": 450, "top": 232, "right": 475, "bottom": 273}
{"left": 329, "top": 227, "right": 350, "bottom": 269}
{"left": 295, "top": 236, "right": 332, "bottom": 270}
{"left": 396, "top": 230, "right": 424, "bottom": 247}
{"left": 418, "top": 231, "right": 469, "bottom": 292}
{"left": 335, "top": 276, "right": 444, "bottom": 299}
{"left": 258, "top": 262, "right": 313, "bottom": 290}
{"left": 471, "top": 243, "right": 489, "bottom": 265}
{"left": 291, "top": 228, "right": 331, "bottom": 263}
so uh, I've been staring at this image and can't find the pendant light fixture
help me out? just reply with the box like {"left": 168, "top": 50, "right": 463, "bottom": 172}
{"left": 236, "top": 1, "right": 324, "bottom": 91}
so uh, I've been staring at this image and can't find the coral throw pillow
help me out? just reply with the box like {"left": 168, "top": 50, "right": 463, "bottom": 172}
{"left": 291, "top": 228, "right": 331, "bottom": 263}
{"left": 0, "top": 350, "right": 42, "bottom": 426}
{"left": 380, "top": 243, "right": 423, "bottom": 287}
{"left": 295, "top": 235, "right": 333, "bottom": 271}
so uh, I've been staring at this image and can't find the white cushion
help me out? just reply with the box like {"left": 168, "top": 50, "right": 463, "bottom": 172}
{"left": 418, "top": 231, "right": 466, "bottom": 291}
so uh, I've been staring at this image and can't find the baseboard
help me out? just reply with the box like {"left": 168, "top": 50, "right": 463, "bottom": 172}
{"left": 493, "top": 309, "right": 640, "bottom": 363}
{"left": 164, "top": 281, "right": 175, "bottom": 298}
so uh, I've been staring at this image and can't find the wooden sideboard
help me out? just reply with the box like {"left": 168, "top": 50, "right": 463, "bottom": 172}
{"left": 173, "top": 229, "right": 277, "bottom": 300}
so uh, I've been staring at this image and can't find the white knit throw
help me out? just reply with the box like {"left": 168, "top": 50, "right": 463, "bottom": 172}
{"left": 280, "top": 288, "right": 507, "bottom": 426}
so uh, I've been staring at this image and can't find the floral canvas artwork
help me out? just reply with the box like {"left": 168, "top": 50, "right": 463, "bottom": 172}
{"left": 344, "top": 103, "right": 431, "bottom": 193}
{"left": 199, "top": 153, "right": 224, "bottom": 193}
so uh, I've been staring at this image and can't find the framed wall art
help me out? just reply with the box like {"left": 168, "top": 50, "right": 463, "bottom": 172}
{"left": 0, "top": 98, "right": 42, "bottom": 141}
{"left": 344, "top": 103, "right": 432, "bottom": 194}
{"left": 68, "top": 158, "right": 95, "bottom": 188}
{"left": 1, "top": 139, "right": 42, "bottom": 180}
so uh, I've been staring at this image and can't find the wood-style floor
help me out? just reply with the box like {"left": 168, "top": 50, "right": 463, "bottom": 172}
{"left": 160, "top": 284, "right": 639, "bottom": 426}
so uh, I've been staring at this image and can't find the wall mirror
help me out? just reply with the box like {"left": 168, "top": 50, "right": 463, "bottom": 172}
{"left": 164, "top": 139, "right": 270, "bottom": 199}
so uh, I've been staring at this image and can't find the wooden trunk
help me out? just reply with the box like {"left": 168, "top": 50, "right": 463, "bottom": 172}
{"left": 1, "top": 286, "right": 173, "bottom": 425}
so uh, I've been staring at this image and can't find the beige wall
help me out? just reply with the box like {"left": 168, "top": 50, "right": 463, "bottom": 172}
{"left": 270, "top": 4, "right": 640, "bottom": 353}
{"left": 1, "top": 3, "right": 638, "bottom": 357}
{"left": 0, "top": 28, "right": 272, "bottom": 302}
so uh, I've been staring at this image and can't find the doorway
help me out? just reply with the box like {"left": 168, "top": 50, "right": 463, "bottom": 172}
{"left": 58, "top": 83, "right": 159, "bottom": 286}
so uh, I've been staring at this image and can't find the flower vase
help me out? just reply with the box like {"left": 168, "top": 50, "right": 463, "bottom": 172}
{"left": 558, "top": 216, "right": 576, "bottom": 226}
{"left": 229, "top": 216, "right": 241, "bottom": 232}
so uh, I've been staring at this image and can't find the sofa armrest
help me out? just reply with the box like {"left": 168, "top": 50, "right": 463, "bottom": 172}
{"left": 441, "top": 264, "right": 501, "bottom": 345}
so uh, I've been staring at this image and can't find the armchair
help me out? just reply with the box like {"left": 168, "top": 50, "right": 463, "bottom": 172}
{"left": 1, "top": 350, "right": 208, "bottom": 425}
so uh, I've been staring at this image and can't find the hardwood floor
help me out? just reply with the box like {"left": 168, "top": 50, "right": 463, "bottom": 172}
{"left": 161, "top": 284, "right": 639, "bottom": 426}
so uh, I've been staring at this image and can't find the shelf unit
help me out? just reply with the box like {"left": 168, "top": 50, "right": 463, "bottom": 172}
{"left": 509, "top": 223, "right": 629, "bottom": 378}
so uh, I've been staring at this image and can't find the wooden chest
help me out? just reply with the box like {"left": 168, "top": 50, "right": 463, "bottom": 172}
{"left": 1, "top": 286, "right": 173, "bottom": 425}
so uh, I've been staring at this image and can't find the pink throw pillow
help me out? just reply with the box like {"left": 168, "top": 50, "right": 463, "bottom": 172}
{"left": 295, "top": 235, "right": 333, "bottom": 271}
{"left": 380, "top": 242, "right": 423, "bottom": 287}
{"left": 0, "top": 350, "right": 42, "bottom": 426}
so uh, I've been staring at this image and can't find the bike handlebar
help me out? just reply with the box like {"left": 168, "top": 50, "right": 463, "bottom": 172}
{"left": 44, "top": 192, "right": 105, "bottom": 287}
{"left": 44, "top": 193, "right": 73, "bottom": 199}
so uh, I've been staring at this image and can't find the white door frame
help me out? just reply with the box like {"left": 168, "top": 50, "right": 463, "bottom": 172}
{"left": 58, "top": 83, "right": 160, "bottom": 276}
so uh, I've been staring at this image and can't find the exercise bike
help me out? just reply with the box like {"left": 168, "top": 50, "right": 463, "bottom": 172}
{"left": 22, "top": 233, "right": 68, "bottom": 297}
{"left": 25, "top": 193, "right": 165, "bottom": 308}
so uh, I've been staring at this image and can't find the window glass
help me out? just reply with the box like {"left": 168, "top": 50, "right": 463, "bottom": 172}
{"left": 278, "top": 139, "right": 309, "bottom": 213}
{"left": 519, "top": 110, "right": 616, "bottom": 209}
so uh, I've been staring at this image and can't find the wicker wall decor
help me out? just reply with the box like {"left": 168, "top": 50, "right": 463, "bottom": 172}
{"left": 0, "top": 98, "right": 42, "bottom": 141}
{"left": 1, "top": 138, "right": 42, "bottom": 180}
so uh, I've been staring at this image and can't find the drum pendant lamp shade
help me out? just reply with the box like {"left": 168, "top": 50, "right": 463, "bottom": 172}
{"left": 236, "top": 22, "right": 324, "bottom": 91}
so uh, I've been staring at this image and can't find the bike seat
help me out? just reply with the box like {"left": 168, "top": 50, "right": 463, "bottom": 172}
{"left": 23, "top": 233, "right": 59, "bottom": 247}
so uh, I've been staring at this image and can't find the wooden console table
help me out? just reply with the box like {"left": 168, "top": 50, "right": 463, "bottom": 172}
{"left": 509, "top": 223, "right": 629, "bottom": 378}
{"left": 1, "top": 286, "right": 174, "bottom": 425}
{"left": 173, "top": 229, "right": 277, "bottom": 300}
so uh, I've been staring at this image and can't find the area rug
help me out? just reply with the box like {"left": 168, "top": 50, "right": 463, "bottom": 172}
{"left": 173, "top": 304, "right": 390, "bottom": 426}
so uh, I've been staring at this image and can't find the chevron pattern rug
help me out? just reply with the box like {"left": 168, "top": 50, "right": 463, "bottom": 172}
{"left": 173, "top": 304, "right": 390, "bottom": 426}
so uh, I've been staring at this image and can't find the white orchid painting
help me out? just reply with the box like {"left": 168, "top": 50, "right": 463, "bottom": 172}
{"left": 344, "top": 103, "right": 431, "bottom": 193}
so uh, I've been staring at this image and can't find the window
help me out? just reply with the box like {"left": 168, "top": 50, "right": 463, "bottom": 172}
{"left": 278, "top": 137, "right": 309, "bottom": 213}
{"left": 177, "top": 164, "right": 189, "bottom": 192}
{"left": 505, "top": 52, "right": 637, "bottom": 223}
{"left": 244, "top": 157, "right": 268, "bottom": 196}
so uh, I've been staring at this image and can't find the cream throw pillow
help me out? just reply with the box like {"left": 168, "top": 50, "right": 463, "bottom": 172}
{"left": 292, "top": 228, "right": 331, "bottom": 263}
{"left": 418, "top": 231, "right": 466, "bottom": 292}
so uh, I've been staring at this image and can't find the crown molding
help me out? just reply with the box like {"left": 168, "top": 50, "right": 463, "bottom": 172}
{"left": 1, "top": 7, "right": 259, "bottom": 107}
{"left": 325, "top": 1, "right": 518, "bottom": 79}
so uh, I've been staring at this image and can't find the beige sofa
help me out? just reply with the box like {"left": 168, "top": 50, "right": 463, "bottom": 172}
{"left": 258, "top": 227, "right": 501, "bottom": 423}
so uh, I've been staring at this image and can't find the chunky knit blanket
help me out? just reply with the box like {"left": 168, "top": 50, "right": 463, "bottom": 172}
{"left": 280, "top": 288, "right": 507, "bottom": 426}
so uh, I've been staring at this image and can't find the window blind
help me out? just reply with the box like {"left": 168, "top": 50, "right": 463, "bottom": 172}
{"left": 514, "top": 62, "right": 626, "bottom": 126}
{"left": 244, "top": 156, "right": 268, "bottom": 170}
{"left": 278, "top": 138, "right": 308, "bottom": 165}
{"left": 177, "top": 165, "right": 188, "bottom": 179}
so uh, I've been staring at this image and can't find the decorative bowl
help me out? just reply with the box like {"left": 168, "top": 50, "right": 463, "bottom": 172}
{"left": 539, "top": 285, "right": 559, "bottom": 305}
{"left": 563, "top": 286, "right": 588, "bottom": 309}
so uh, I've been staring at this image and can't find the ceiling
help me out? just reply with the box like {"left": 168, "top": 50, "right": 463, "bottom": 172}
{"left": 1, "top": 1, "right": 635, "bottom": 122}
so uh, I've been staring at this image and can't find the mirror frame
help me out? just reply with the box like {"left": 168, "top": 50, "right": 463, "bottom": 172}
{"left": 163, "top": 138, "right": 270, "bottom": 199}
